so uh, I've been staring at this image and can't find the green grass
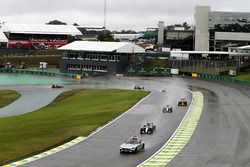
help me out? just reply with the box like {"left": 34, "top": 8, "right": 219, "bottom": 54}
{"left": 144, "top": 59, "right": 168, "bottom": 68}
{"left": 0, "top": 55, "right": 61, "bottom": 67}
{"left": 0, "top": 90, "right": 21, "bottom": 108}
{"left": 180, "top": 66, "right": 237, "bottom": 75}
{"left": 235, "top": 73, "right": 250, "bottom": 81}
{"left": 0, "top": 89, "right": 149, "bottom": 164}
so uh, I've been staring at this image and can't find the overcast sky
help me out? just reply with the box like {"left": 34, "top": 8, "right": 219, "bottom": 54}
{"left": 1, "top": 0, "right": 250, "bottom": 31}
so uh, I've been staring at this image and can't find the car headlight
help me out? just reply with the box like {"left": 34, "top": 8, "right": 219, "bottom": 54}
{"left": 131, "top": 147, "right": 136, "bottom": 150}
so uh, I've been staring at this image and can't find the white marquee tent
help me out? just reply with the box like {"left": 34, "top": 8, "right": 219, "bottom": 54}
{"left": 58, "top": 41, "right": 145, "bottom": 53}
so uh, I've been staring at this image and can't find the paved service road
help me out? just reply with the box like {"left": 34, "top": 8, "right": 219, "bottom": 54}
{"left": 24, "top": 77, "right": 192, "bottom": 167}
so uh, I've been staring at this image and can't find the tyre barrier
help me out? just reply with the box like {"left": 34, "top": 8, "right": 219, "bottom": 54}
{"left": 0, "top": 69, "right": 78, "bottom": 79}
{"left": 198, "top": 73, "right": 250, "bottom": 87}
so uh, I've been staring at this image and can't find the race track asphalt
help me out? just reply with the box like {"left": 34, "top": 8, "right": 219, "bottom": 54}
{"left": 23, "top": 77, "right": 192, "bottom": 167}
{"left": 0, "top": 85, "right": 67, "bottom": 118}
{"left": 2, "top": 76, "right": 250, "bottom": 167}
{"left": 167, "top": 78, "right": 250, "bottom": 167}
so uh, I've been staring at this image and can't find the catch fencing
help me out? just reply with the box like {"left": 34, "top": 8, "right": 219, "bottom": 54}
{"left": 197, "top": 73, "right": 250, "bottom": 87}
{"left": 0, "top": 68, "right": 78, "bottom": 78}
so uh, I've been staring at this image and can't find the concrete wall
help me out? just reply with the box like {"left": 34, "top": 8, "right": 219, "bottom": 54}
{"left": 194, "top": 6, "right": 210, "bottom": 51}
{"left": 158, "top": 21, "right": 164, "bottom": 45}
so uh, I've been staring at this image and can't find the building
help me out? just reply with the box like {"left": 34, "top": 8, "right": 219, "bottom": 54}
{"left": 157, "top": 21, "right": 194, "bottom": 51}
{"left": 158, "top": 21, "right": 165, "bottom": 45}
{"left": 195, "top": 6, "right": 250, "bottom": 53}
{"left": 59, "top": 41, "right": 145, "bottom": 75}
{"left": 0, "top": 23, "right": 82, "bottom": 49}
{"left": 165, "top": 26, "right": 194, "bottom": 51}
{"left": 143, "top": 28, "right": 158, "bottom": 40}
{"left": 112, "top": 33, "right": 143, "bottom": 42}
{"left": 194, "top": 6, "right": 210, "bottom": 52}
{"left": 76, "top": 26, "right": 104, "bottom": 41}
{"left": 0, "top": 31, "right": 8, "bottom": 48}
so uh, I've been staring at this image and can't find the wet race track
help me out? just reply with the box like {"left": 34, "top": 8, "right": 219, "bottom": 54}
{"left": 1, "top": 76, "right": 250, "bottom": 167}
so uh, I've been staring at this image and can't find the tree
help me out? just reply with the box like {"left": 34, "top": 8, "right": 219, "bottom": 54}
{"left": 120, "top": 30, "right": 137, "bottom": 34}
{"left": 46, "top": 20, "right": 67, "bottom": 25}
{"left": 97, "top": 30, "right": 116, "bottom": 41}
{"left": 214, "top": 24, "right": 223, "bottom": 31}
{"left": 182, "top": 22, "right": 191, "bottom": 30}
{"left": 167, "top": 22, "right": 191, "bottom": 30}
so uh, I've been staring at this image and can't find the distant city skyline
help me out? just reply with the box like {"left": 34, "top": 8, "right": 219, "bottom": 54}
{"left": 1, "top": 0, "right": 250, "bottom": 31}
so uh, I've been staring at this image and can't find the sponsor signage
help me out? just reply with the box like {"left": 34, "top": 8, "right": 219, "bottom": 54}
{"left": 8, "top": 39, "right": 68, "bottom": 49}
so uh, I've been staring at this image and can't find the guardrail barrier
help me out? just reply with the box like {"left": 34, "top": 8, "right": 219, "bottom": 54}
{"left": 197, "top": 73, "right": 250, "bottom": 87}
{"left": 0, "top": 68, "right": 78, "bottom": 79}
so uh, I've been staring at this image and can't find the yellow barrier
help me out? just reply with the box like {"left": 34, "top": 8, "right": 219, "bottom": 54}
{"left": 76, "top": 75, "right": 81, "bottom": 80}
{"left": 192, "top": 73, "right": 198, "bottom": 78}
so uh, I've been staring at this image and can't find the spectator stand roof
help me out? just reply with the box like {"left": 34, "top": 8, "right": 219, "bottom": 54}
{"left": 238, "top": 45, "right": 250, "bottom": 49}
{"left": 1, "top": 23, "right": 82, "bottom": 36}
{"left": 0, "top": 31, "right": 8, "bottom": 43}
{"left": 58, "top": 41, "right": 145, "bottom": 53}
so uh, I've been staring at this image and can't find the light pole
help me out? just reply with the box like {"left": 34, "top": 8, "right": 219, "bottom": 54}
{"left": 104, "top": 0, "right": 107, "bottom": 35}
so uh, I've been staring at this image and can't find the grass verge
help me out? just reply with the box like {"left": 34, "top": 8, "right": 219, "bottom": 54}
{"left": 144, "top": 58, "right": 168, "bottom": 68}
{"left": 0, "top": 89, "right": 149, "bottom": 164}
{"left": 235, "top": 73, "right": 250, "bottom": 81}
{"left": 180, "top": 66, "right": 237, "bottom": 75}
{"left": 0, "top": 55, "right": 61, "bottom": 68}
{"left": 0, "top": 90, "right": 21, "bottom": 108}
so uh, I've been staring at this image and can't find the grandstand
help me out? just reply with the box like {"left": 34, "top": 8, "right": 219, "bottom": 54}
{"left": 0, "top": 23, "right": 82, "bottom": 49}
{"left": 0, "top": 31, "right": 8, "bottom": 48}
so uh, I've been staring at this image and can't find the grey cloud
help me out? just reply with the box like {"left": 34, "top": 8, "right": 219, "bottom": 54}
{"left": 1, "top": 0, "right": 250, "bottom": 30}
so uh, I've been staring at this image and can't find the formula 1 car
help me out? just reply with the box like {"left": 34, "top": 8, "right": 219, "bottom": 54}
{"left": 162, "top": 105, "right": 173, "bottom": 113}
{"left": 140, "top": 122, "right": 156, "bottom": 134}
{"left": 162, "top": 88, "right": 167, "bottom": 93}
{"left": 52, "top": 84, "right": 64, "bottom": 88}
{"left": 134, "top": 85, "right": 144, "bottom": 90}
{"left": 120, "top": 136, "right": 145, "bottom": 153}
{"left": 178, "top": 97, "right": 187, "bottom": 106}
